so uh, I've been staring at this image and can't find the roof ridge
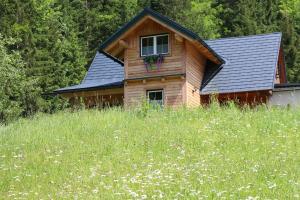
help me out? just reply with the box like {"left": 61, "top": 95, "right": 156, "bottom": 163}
{"left": 205, "top": 32, "right": 282, "bottom": 42}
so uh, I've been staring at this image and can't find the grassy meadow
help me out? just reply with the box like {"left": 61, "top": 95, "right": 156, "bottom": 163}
{"left": 0, "top": 105, "right": 299, "bottom": 199}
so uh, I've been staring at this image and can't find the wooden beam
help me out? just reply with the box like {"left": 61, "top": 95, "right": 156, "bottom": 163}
{"left": 269, "top": 90, "right": 273, "bottom": 95}
{"left": 191, "top": 40, "right": 221, "bottom": 64}
{"left": 174, "top": 34, "right": 183, "bottom": 43}
{"left": 111, "top": 46, "right": 124, "bottom": 57}
{"left": 119, "top": 40, "right": 129, "bottom": 49}
{"left": 125, "top": 73, "right": 186, "bottom": 82}
{"left": 148, "top": 16, "right": 191, "bottom": 42}
{"left": 61, "top": 88, "right": 124, "bottom": 98}
{"left": 105, "top": 16, "right": 149, "bottom": 52}
{"left": 142, "top": 79, "right": 147, "bottom": 84}
{"left": 161, "top": 78, "right": 165, "bottom": 82}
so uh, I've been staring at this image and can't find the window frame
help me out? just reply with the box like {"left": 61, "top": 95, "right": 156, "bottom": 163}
{"left": 147, "top": 89, "right": 164, "bottom": 106}
{"left": 140, "top": 34, "right": 169, "bottom": 57}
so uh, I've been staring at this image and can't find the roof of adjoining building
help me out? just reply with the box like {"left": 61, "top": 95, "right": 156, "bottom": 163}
{"left": 55, "top": 52, "right": 124, "bottom": 94}
{"left": 201, "top": 32, "right": 282, "bottom": 94}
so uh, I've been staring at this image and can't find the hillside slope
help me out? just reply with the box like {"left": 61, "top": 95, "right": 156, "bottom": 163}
{"left": 0, "top": 107, "right": 299, "bottom": 199}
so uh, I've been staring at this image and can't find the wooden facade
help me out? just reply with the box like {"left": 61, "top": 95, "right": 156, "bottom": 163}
{"left": 125, "top": 77, "right": 185, "bottom": 108}
{"left": 185, "top": 41, "right": 206, "bottom": 107}
{"left": 105, "top": 18, "right": 210, "bottom": 108}
{"left": 61, "top": 88, "right": 124, "bottom": 108}
{"left": 200, "top": 91, "right": 271, "bottom": 106}
{"left": 124, "top": 19, "right": 185, "bottom": 79}
{"left": 275, "top": 47, "right": 287, "bottom": 84}
{"left": 60, "top": 12, "right": 286, "bottom": 108}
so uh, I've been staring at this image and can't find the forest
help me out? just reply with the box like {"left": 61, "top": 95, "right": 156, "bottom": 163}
{"left": 0, "top": 0, "right": 300, "bottom": 123}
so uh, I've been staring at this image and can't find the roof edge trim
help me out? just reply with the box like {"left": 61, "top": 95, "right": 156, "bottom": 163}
{"left": 99, "top": 50, "right": 124, "bottom": 66}
{"left": 54, "top": 82, "right": 124, "bottom": 94}
{"left": 271, "top": 32, "right": 283, "bottom": 89}
{"left": 200, "top": 64, "right": 224, "bottom": 91}
{"left": 200, "top": 88, "right": 272, "bottom": 96}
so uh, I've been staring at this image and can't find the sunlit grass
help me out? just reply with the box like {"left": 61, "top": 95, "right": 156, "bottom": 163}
{"left": 0, "top": 105, "right": 299, "bottom": 199}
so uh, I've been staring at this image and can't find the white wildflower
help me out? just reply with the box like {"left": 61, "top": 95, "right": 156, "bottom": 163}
{"left": 92, "top": 188, "right": 98, "bottom": 194}
{"left": 246, "top": 196, "right": 259, "bottom": 200}
{"left": 129, "top": 190, "right": 138, "bottom": 198}
{"left": 267, "top": 181, "right": 277, "bottom": 189}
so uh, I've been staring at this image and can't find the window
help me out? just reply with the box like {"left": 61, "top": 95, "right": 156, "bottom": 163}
{"left": 141, "top": 34, "right": 169, "bottom": 56}
{"left": 147, "top": 90, "right": 164, "bottom": 106}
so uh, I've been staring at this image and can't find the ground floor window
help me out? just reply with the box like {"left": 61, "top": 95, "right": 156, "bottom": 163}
{"left": 147, "top": 89, "right": 164, "bottom": 106}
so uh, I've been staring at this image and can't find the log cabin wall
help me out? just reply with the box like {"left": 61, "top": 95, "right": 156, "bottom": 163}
{"left": 275, "top": 47, "right": 287, "bottom": 84}
{"left": 185, "top": 41, "right": 207, "bottom": 107}
{"left": 123, "top": 19, "right": 187, "bottom": 107}
{"left": 61, "top": 88, "right": 124, "bottom": 108}
{"left": 124, "top": 78, "right": 185, "bottom": 108}
{"left": 200, "top": 91, "right": 270, "bottom": 106}
{"left": 122, "top": 18, "right": 208, "bottom": 108}
{"left": 124, "top": 19, "right": 185, "bottom": 79}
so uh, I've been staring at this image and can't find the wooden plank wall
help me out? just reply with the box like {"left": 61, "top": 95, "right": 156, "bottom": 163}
{"left": 122, "top": 18, "right": 208, "bottom": 108}
{"left": 185, "top": 41, "right": 207, "bottom": 107}
{"left": 61, "top": 88, "right": 124, "bottom": 108}
{"left": 275, "top": 47, "right": 287, "bottom": 84}
{"left": 61, "top": 88, "right": 124, "bottom": 98}
{"left": 124, "top": 78, "right": 185, "bottom": 108}
{"left": 201, "top": 91, "right": 270, "bottom": 106}
{"left": 124, "top": 19, "right": 185, "bottom": 79}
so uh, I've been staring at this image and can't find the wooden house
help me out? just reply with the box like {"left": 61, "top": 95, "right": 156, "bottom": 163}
{"left": 55, "top": 8, "right": 297, "bottom": 107}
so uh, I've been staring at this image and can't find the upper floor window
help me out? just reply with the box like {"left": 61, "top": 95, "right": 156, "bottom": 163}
{"left": 141, "top": 34, "right": 169, "bottom": 56}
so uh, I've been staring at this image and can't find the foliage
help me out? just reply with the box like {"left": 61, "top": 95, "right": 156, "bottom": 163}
{"left": 0, "top": 107, "right": 299, "bottom": 198}
{"left": 279, "top": 0, "right": 300, "bottom": 82}
{"left": 143, "top": 54, "right": 164, "bottom": 71}
{"left": 185, "top": 0, "right": 222, "bottom": 39}
{"left": 0, "top": 35, "right": 40, "bottom": 123}
{"left": 137, "top": 0, "right": 191, "bottom": 22}
{"left": 215, "top": 0, "right": 300, "bottom": 82}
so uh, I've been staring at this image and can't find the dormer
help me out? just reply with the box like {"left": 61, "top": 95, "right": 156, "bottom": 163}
{"left": 98, "top": 8, "right": 224, "bottom": 107}
{"left": 99, "top": 8, "right": 223, "bottom": 78}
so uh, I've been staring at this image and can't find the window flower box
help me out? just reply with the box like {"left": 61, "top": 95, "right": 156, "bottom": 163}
{"left": 143, "top": 54, "right": 164, "bottom": 72}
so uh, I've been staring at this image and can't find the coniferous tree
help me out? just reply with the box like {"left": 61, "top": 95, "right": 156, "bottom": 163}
{"left": 184, "top": 0, "right": 222, "bottom": 39}
{"left": 279, "top": 0, "right": 300, "bottom": 82}
{"left": 0, "top": 35, "right": 39, "bottom": 123}
{"left": 215, "top": 0, "right": 300, "bottom": 81}
{"left": 137, "top": 0, "right": 191, "bottom": 22}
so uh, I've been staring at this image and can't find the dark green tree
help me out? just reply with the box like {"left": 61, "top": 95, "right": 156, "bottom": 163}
{"left": 0, "top": 35, "right": 40, "bottom": 123}
{"left": 137, "top": 0, "right": 191, "bottom": 22}
{"left": 279, "top": 0, "right": 300, "bottom": 82}
{"left": 215, "top": 0, "right": 300, "bottom": 82}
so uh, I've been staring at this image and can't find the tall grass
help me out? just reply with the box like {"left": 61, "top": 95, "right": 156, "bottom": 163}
{"left": 0, "top": 105, "right": 299, "bottom": 199}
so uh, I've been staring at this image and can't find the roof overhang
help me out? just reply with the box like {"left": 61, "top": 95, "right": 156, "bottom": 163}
{"left": 274, "top": 83, "right": 300, "bottom": 91}
{"left": 99, "top": 8, "right": 224, "bottom": 65}
{"left": 200, "top": 89, "right": 272, "bottom": 97}
{"left": 54, "top": 81, "right": 124, "bottom": 95}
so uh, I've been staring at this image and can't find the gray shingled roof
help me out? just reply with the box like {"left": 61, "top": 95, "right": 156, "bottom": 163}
{"left": 201, "top": 32, "right": 282, "bottom": 95}
{"left": 55, "top": 52, "right": 124, "bottom": 94}
{"left": 56, "top": 33, "right": 282, "bottom": 95}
